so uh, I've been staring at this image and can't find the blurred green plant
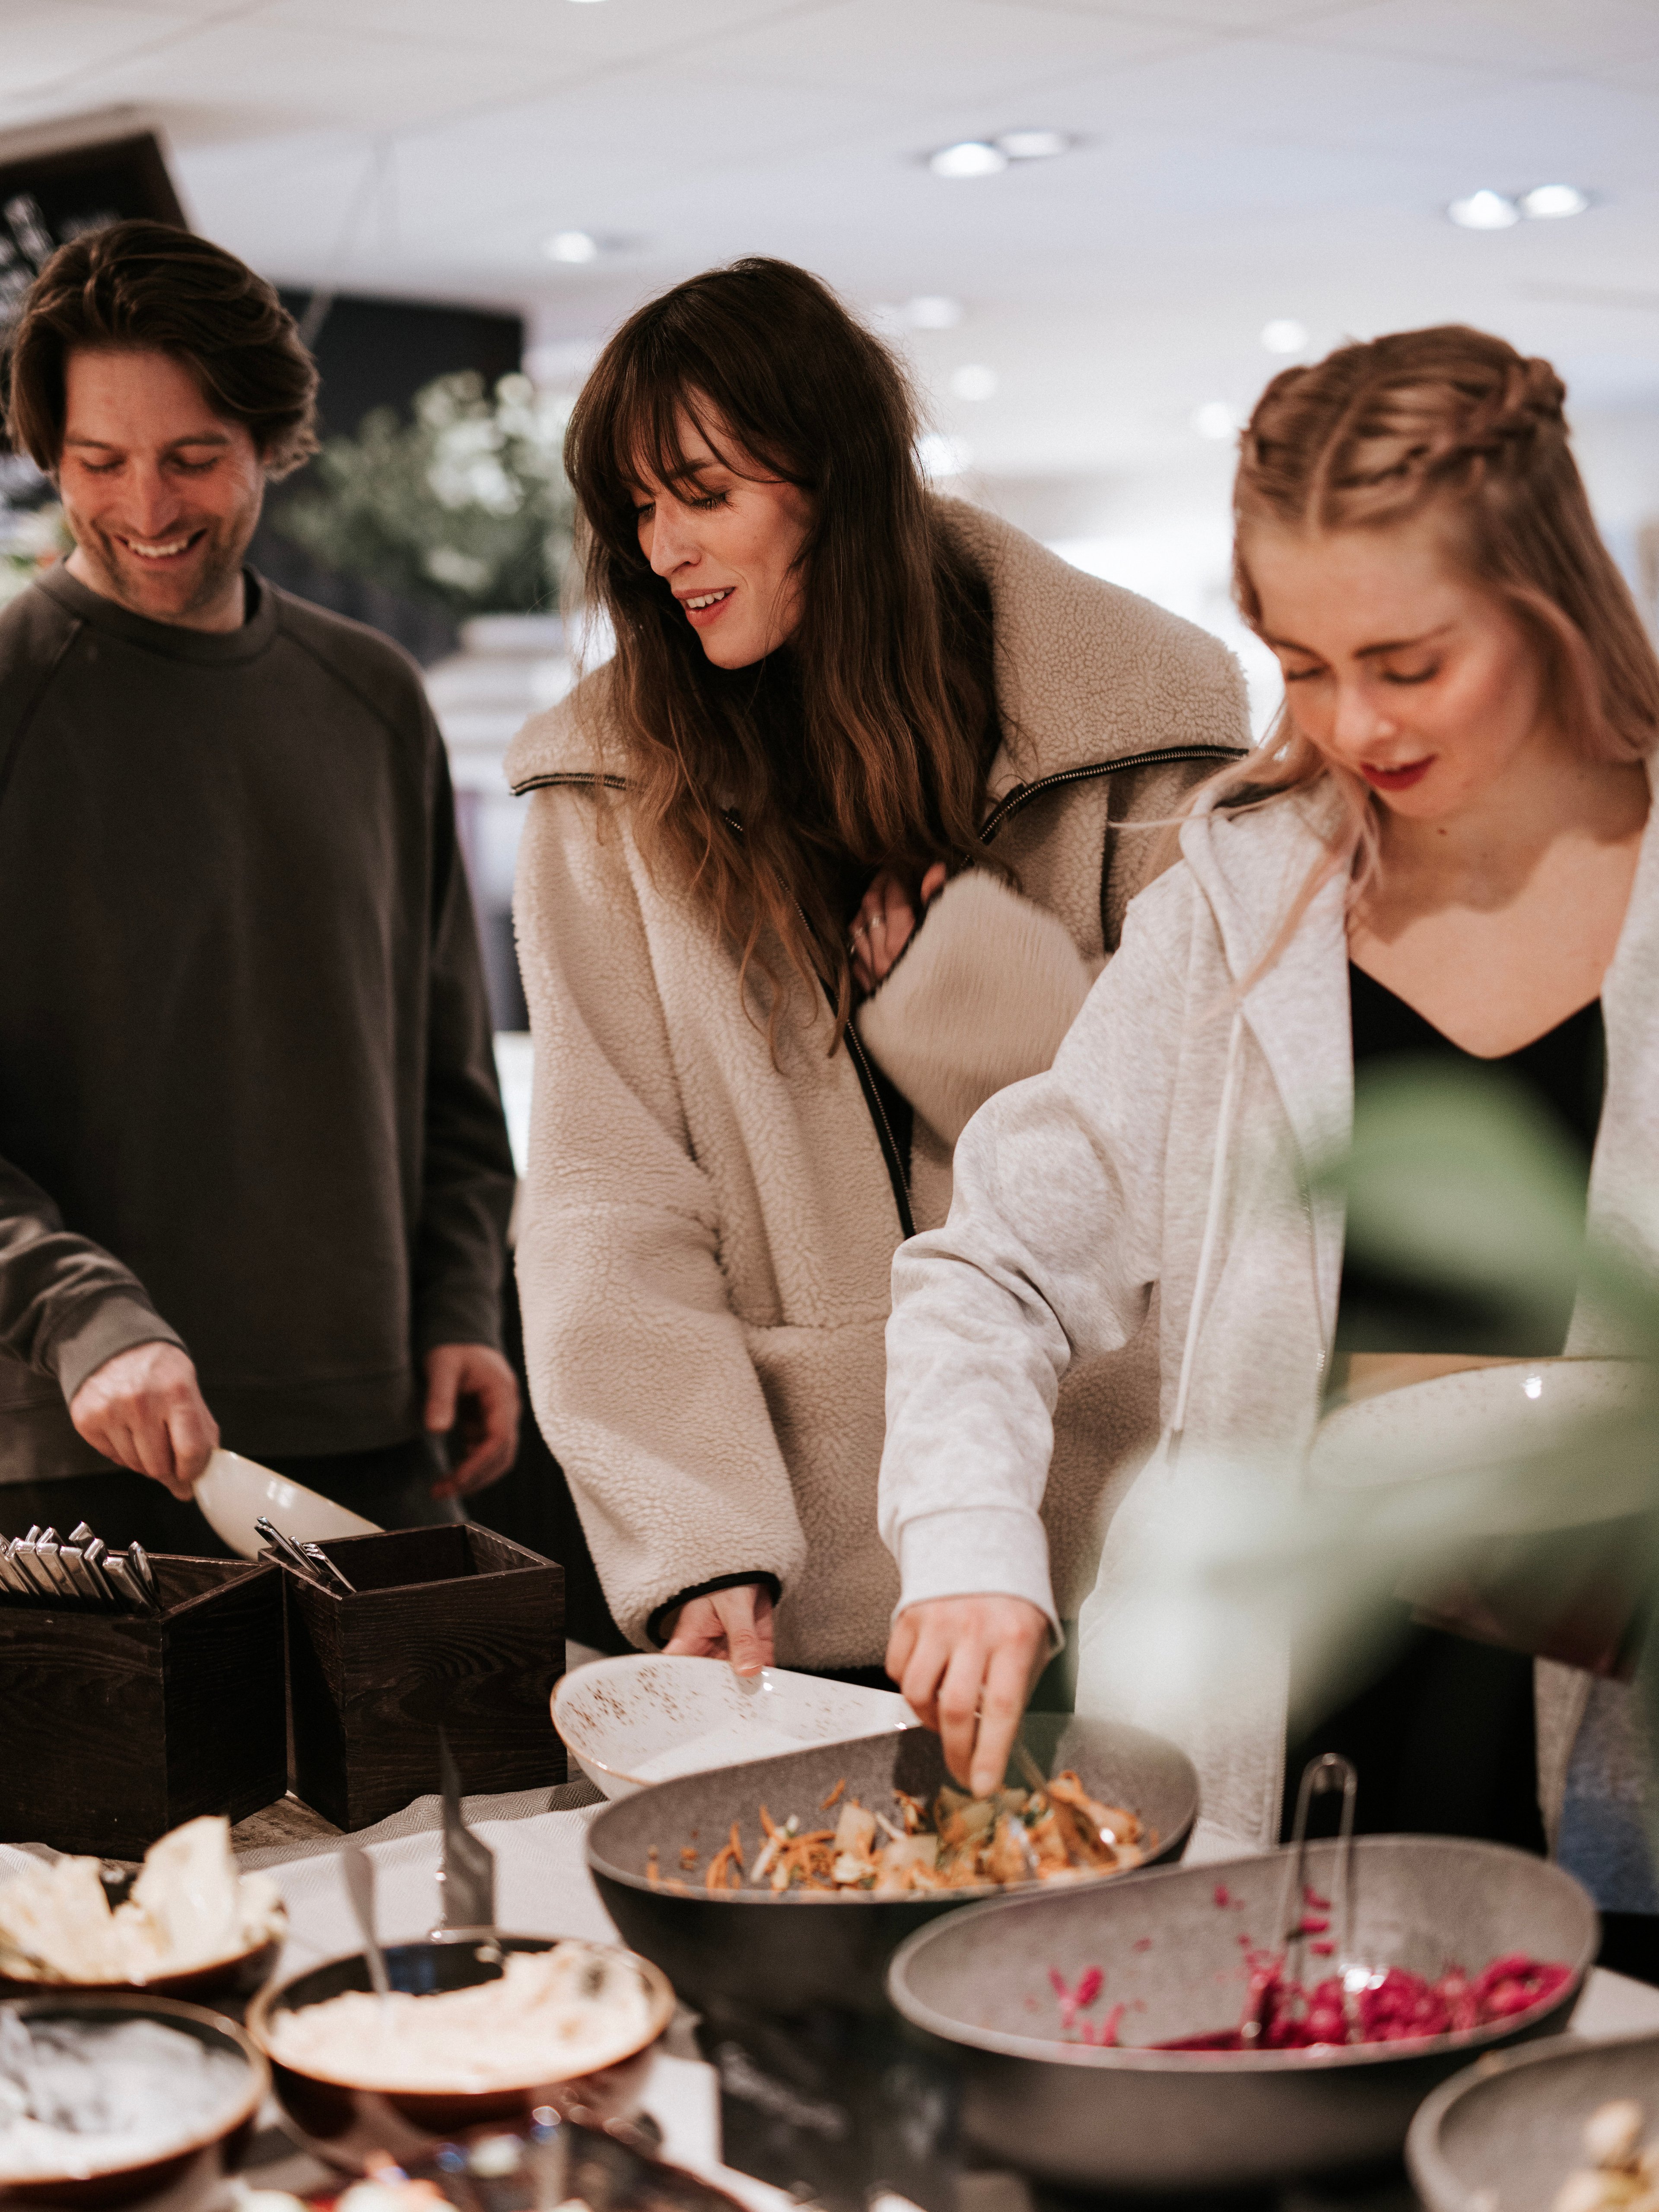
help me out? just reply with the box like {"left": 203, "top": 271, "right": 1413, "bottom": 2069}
{"left": 273, "top": 370, "right": 575, "bottom": 617}
{"left": 0, "top": 502, "right": 71, "bottom": 607}
{"left": 1079, "top": 1059, "right": 1659, "bottom": 1869}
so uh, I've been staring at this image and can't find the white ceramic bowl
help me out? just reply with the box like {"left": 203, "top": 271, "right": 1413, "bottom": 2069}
{"left": 1308, "top": 1357, "right": 1652, "bottom": 1529}
{"left": 192, "top": 1449, "right": 380, "bottom": 1560}
{"left": 553, "top": 1654, "right": 918, "bottom": 1799}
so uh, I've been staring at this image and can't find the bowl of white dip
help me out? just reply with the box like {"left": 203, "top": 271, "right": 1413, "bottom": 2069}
{"left": 246, "top": 1934, "right": 675, "bottom": 2170}
{"left": 0, "top": 1993, "right": 266, "bottom": 2208}
{"left": 554, "top": 1655, "right": 915, "bottom": 1800}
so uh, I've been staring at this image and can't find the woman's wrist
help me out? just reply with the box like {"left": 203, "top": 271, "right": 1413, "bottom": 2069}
{"left": 647, "top": 1570, "right": 782, "bottom": 1649}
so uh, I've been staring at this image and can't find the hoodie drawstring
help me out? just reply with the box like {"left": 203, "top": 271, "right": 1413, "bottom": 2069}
{"left": 1168, "top": 1007, "right": 1246, "bottom": 1457}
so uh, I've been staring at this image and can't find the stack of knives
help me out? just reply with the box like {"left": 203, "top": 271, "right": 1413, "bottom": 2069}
{"left": 0, "top": 1523, "right": 163, "bottom": 1612}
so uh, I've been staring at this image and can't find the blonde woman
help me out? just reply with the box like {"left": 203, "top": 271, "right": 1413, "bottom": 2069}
{"left": 881, "top": 327, "right": 1659, "bottom": 1948}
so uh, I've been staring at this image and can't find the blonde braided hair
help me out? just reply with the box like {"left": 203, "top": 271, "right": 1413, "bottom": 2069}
{"left": 1197, "top": 324, "right": 1659, "bottom": 969}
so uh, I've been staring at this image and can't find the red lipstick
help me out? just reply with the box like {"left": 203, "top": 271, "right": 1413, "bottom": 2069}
{"left": 1361, "top": 759, "right": 1432, "bottom": 794}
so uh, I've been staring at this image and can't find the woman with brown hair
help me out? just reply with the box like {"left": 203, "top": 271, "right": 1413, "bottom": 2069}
{"left": 506, "top": 257, "right": 1245, "bottom": 1727}
{"left": 881, "top": 325, "right": 1659, "bottom": 1926}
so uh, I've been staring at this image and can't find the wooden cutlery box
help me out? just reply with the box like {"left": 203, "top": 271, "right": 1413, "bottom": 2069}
{"left": 278, "top": 1525, "right": 565, "bottom": 1831}
{"left": 0, "top": 1555, "right": 286, "bottom": 1856}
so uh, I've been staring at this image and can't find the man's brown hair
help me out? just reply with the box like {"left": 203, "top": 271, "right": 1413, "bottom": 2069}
{"left": 5, "top": 219, "right": 318, "bottom": 477}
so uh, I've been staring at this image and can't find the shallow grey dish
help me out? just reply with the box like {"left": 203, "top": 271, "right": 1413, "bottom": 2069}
{"left": 1408, "top": 2029, "right": 1659, "bottom": 2212}
{"left": 886, "top": 1834, "right": 1597, "bottom": 2193}
{"left": 586, "top": 1711, "right": 1197, "bottom": 2017}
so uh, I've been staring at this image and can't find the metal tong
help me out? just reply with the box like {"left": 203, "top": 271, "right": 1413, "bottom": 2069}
{"left": 254, "top": 1516, "right": 355, "bottom": 1593}
{"left": 431, "top": 1725, "right": 496, "bottom": 1938}
{"left": 0, "top": 1521, "right": 161, "bottom": 1611}
{"left": 1240, "top": 1752, "right": 1360, "bottom": 2047}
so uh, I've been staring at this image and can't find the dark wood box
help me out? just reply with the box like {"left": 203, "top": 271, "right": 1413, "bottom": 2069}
{"left": 0, "top": 1555, "right": 286, "bottom": 1857}
{"left": 280, "top": 1525, "right": 565, "bottom": 1831}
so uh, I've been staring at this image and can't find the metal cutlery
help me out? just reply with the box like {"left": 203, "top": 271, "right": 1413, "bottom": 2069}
{"left": 254, "top": 1515, "right": 331, "bottom": 1586}
{"left": 0, "top": 1519, "right": 164, "bottom": 1612}
{"left": 432, "top": 1725, "right": 496, "bottom": 1937}
{"left": 300, "top": 1541, "right": 355, "bottom": 1594}
{"left": 340, "top": 1842, "right": 394, "bottom": 2007}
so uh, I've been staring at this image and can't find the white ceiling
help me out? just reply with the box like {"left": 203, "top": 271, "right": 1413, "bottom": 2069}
{"left": 5, "top": 0, "right": 1659, "bottom": 544}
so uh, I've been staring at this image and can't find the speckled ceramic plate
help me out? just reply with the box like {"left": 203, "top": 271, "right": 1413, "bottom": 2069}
{"left": 552, "top": 1654, "right": 917, "bottom": 1799}
{"left": 1308, "top": 1358, "right": 1652, "bottom": 1519}
{"left": 1408, "top": 2029, "right": 1659, "bottom": 2212}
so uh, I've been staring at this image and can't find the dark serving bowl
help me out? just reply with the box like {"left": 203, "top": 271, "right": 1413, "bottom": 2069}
{"left": 0, "top": 1991, "right": 267, "bottom": 2210}
{"left": 245, "top": 1934, "right": 675, "bottom": 2172}
{"left": 0, "top": 1934, "right": 283, "bottom": 2006}
{"left": 1408, "top": 2028, "right": 1659, "bottom": 2212}
{"left": 887, "top": 1834, "right": 1598, "bottom": 2193}
{"left": 587, "top": 1710, "right": 1197, "bottom": 2018}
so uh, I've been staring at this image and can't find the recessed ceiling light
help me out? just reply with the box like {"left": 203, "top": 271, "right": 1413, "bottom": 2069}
{"left": 1193, "top": 401, "right": 1240, "bottom": 442}
{"left": 906, "top": 294, "right": 964, "bottom": 329}
{"left": 1260, "top": 318, "right": 1307, "bottom": 355}
{"left": 996, "top": 128, "right": 1070, "bottom": 161}
{"left": 1521, "top": 183, "right": 1591, "bottom": 220}
{"left": 916, "top": 432, "right": 970, "bottom": 477}
{"left": 545, "top": 231, "right": 599, "bottom": 263}
{"left": 949, "top": 364, "right": 998, "bottom": 401}
{"left": 929, "top": 140, "right": 1008, "bottom": 180}
{"left": 1448, "top": 190, "right": 1520, "bottom": 230}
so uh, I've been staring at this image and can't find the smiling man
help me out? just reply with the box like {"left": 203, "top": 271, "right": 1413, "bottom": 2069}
{"left": 0, "top": 220, "right": 519, "bottom": 1545}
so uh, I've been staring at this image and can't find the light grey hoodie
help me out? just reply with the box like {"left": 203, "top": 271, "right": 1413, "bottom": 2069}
{"left": 882, "top": 769, "right": 1659, "bottom": 1866}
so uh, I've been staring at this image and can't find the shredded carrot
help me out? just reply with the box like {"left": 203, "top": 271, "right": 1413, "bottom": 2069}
{"left": 702, "top": 1818, "right": 746, "bottom": 1893}
{"left": 819, "top": 1777, "right": 847, "bottom": 1811}
{"left": 646, "top": 1848, "right": 661, "bottom": 1889}
{"left": 759, "top": 1804, "right": 779, "bottom": 1838}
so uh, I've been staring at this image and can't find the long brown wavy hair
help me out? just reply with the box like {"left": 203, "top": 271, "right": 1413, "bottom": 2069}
{"left": 564, "top": 257, "right": 1002, "bottom": 1046}
{"left": 1204, "top": 324, "right": 1659, "bottom": 960}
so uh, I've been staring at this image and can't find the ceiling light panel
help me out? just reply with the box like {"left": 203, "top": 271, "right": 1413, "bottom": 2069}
{"left": 1447, "top": 189, "right": 1520, "bottom": 229}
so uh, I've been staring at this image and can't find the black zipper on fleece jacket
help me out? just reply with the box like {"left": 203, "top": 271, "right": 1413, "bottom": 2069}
{"left": 509, "top": 743, "right": 1242, "bottom": 1239}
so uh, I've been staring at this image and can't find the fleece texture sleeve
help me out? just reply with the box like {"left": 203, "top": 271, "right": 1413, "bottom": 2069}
{"left": 512, "top": 787, "right": 809, "bottom": 1648}
{"left": 879, "top": 889, "right": 1188, "bottom": 1628}
{"left": 412, "top": 725, "right": 516, "bottom": 1355}
{"left": 0, "top": 1151, "right": 184, "bottom": 1404}
{"left": 854, "top": 871, "right": 1095, "bottom": 1147}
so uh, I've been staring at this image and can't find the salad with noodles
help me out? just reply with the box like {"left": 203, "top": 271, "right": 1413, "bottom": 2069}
{"left": 645, "top": 1770, "right": 1150, "bottom": 1897}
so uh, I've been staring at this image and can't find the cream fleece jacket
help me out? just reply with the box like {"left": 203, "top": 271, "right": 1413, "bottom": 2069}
{"left": 506, "top": 499, "right": 1248, "bottom": 1667}
{"left": 882, "top": 768, "right": 1659, "bottom": 1857}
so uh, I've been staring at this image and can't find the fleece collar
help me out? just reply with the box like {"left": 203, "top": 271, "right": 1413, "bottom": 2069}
{"left": 505, "top": 497, "right": 1246, "bottom": 795}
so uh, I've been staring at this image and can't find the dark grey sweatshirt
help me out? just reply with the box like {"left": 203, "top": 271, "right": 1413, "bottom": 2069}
{"left": 0, "top": 565, "right": 516, "bottom": 1481}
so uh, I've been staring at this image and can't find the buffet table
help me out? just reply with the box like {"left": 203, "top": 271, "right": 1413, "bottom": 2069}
{"left": 7, "top": 1778, "right": 1659, "bottom": 2212}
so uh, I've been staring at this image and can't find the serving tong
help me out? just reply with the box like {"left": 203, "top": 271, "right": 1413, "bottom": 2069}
{"left": 254, "top": 1515, "right": 356, "bottom": 1593}
{"left": 1239, "top": 1751, "right": 1361, "bottom": 2047}
{"left": 0, "top": 1522, "right": 162, "bottom": 1612}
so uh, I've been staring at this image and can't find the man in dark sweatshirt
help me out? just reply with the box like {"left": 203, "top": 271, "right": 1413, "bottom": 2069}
{"left": 0, "top": 219, "right": 519, "bottom": 1546}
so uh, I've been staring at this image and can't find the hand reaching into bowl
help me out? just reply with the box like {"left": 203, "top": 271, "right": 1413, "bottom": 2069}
{"left": 887, "top": 1595, "right": 1052, "bottom": 1798}
{"left": 662, "top": 1581, "right": 776, "bottom": 1675}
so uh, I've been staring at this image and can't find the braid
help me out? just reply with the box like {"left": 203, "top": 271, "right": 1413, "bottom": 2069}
{"left": 1239, "top": 328, "right": 1571, "bottom": 536}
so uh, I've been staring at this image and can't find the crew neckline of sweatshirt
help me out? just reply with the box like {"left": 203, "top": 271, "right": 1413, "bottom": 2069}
{"left": 34, "top": 561, "right": 280, "bottom": 667}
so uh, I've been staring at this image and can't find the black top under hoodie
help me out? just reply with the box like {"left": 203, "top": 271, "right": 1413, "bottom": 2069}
{"left": 0, "top": 566, "right": 516, "bottom": 1481}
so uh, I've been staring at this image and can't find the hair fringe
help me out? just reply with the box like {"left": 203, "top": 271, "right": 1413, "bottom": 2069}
{"left": 562, "top": 257, "right": 1006, "bottom": 1057}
